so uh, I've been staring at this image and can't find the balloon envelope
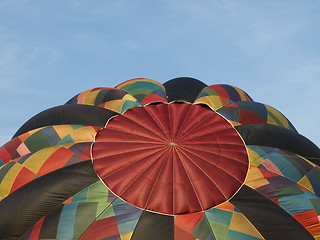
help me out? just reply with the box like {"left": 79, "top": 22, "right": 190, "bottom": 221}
{"left": 0, "top": 77, "right": 320, "bottom": 240}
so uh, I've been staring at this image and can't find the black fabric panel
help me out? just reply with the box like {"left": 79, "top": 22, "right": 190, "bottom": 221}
{"left": 236, "top": 123, "right": 320, "bottom": 166}
{"left": 38, "top": 205, "right": 62, "bottom": 239}
{"left": 0, "top": 160, "right": 99, "bottom": 240}
{"left": 13, "top": 104, "right": 118, "bottom": 138}
{"left": 163, "top": 77, "right": 207, "bottom": 102}
{"left": 65, "top": 94, "right": 79, "bottom": 104}
{"left": 131, "top": 211, "right": 174, "bottom": 240}
{"left": 230, "top": 185, "right": 314, "bottom": 240}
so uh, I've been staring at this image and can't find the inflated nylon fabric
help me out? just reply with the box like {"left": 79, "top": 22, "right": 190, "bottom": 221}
{"left": 163, "top": 77, "right": 207, "bottom": 102}
{"left": 0, "top": 161, "right": 98, "bottom": 240}
{"left": 13, "top": 105, "right": 118, "bottom": 138}
{"left": 236, "top": 123, "right": 320, "bottom": 165}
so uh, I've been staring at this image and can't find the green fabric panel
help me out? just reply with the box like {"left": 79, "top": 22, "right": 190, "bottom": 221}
{"left": 227, "top": 230, "right": 263, "bottom": 240}
{"left": 128, "top": 89, "right": 153, "bottom": 97}
{"left": 24, "top": 131, "right": 52, "bottom": 152}
{"left": 205, "top": 208, "right": 232, "bottom": 226}
{"left": 95, "top": 90, "right": 109, "bottom": 105}
{"left": 118, "top": 84, "right": 131, "bottom": 92}
{"left": 208, "top": 222, "right": 229, "bottom": 240}
{"left": 191, "top": 217, "right": 213, "bottom": 240}
{"left": 202, "top": 88, "right": 219, "bottom": 96}
{"left": 70, "top": 125, "right": 84, "bottom": 130}
{"left": 127, "top": 82, "right": 162, "bottom": 92}
{"left": 87, "top": 181, "right": 111, "bottom": 202}
{"left": 97, "top": 204, "right": 116, "bottom": 220}
{"left": 267, "top": 110, "right": 285, "bottom": 128}
{"left": 121, "top": 100, "right": 141, "bottom": 113}
{"left": 275, "top": 185, "right": 304, "bottom": 198}
{"left": 58, "top": 134, "right": 75, "bottom": 145}
{"left": 72, "top": 186, "right": 89, "bottom": 202}
{"left": 310, "top": 198, "right": 320, "bottom": 214}
{"left": 0, "top": 161, "right": 16, "bottom": 182}
{"left": 73, "top": 202, "right": 99, "bottom": 238}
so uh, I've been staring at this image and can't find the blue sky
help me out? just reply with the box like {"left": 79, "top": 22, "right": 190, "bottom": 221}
{"left": 0, "top": 0, "right": 319, "bottom": 147}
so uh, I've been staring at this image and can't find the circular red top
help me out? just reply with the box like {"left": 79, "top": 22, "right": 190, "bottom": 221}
{"left": 91, "top": 102, "right": 249, "bottom": 215}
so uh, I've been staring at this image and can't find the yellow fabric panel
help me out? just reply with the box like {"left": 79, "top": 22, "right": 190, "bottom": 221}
{"left": 83, "top": 91, "right": 100, "bottom": 105}
{"left": 54, "top": 125, "right": 79, "bottom": 139}
{"left": 245, "top": 166, "right": 269, "bottom": 189}
{"left": 265, "top": 105, "right": 289, "bottom": 128}
{"left": 0, "top": 163, "right": 23, "bottom": 197}
{"left": 195, "top": 96, "right": 231, "bottom": 111}
{"left": 54, "top": 125, "right": 97, "bottom": 143}
{"left": 120, "top": 232, "right": 133, "bottom": 240}
{"left": 229, "top": 211, "right": 264, "bottom": 239}
{"left": 116, "top": 78, "right": 163, "bottom": 89}
{"left": 67, "top": 126, "right": 97, "bottom": 142}
{"left": 246, "top": 147, "right": 264, "bottom": 166}
{"left": 101, "top": 99, "right": 126, "bottom": 113}
{"left": 23, "top": 146, "right": 61, "bottom": 173}
{"left": 235, "top": 86, "right": 251, "bottom": 101}
{"left": 297, "top": 175, "right": 315, "bottom": 194}
{"left": 195, "top": 96, "right": 223, "bottom": 110}
{"left": 266, "top": 116, "right": 277, "bottom": 125}
{"left": 227, "top": 120, "right": 240, "bottom": 127}
{"left": 123, "top": 94, "right": 138, "bottom": 101}
{"left": 76, "top": 88, "right": 95, "bottom": 104}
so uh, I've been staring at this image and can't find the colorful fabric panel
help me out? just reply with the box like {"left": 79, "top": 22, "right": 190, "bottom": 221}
{"left": 0, "top": 125, "right": 99, "bottom": 164}
{"left": 195, "top": 84, "right": 253, "bottom": 110}
{"left": 0, "top": 143, "right": 91, "bottom": 198}
{"left": 245, "top": 166, "right": 320, "bottom": 238}
{"left": 217, "top": 101, "right": 297, "bottom": 131}
{"left": 115, "top": 78, "right": 167, "bottom": 104}
{"left": 22, "top": 181, "right": 143, "bottom": 240}
{"left": 66, "top": 87, "right": 141, "bottom": 113}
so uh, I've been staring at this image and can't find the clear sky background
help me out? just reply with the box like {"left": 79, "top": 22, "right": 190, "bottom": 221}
{"left": 0, "top": 1, "right": 319, "bottom": 147}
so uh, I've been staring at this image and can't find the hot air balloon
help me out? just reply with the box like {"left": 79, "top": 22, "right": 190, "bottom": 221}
{"left": 1, "top": 77, "right": 320, "bottom": 240}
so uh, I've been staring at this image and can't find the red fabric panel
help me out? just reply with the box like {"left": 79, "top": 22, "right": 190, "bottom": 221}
{"left": 175, "top": 212, "right": 204, "bottom": 232}
{"left": 79, "top": 217, "right": 120, "bottom": 240}
{"left": 207, "top": 85, "right": 230, "bottom": 99}
{"left": 11, "top": 167, "right": 37, "bottom": 193}
{"left": 29, "top": 217, "right": 45, "bottom": 240}
{"left": 141, "top": 93, "right": 167, "bottom": 104}
{"left": 37, "top": 148, "right": 74, "bottom": 176}
{"left": 238, "top": 109, "right": 265, "bottom": 124}
{"left": 0, "top": 137, "right": 23, "bottom": 163}
{"left": 293, "top": 209, "right": 320, "bottom": 236}
{"left": 92, "top": 103, "right": 249, "bottom": 215}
